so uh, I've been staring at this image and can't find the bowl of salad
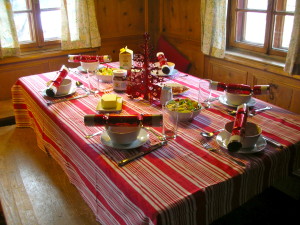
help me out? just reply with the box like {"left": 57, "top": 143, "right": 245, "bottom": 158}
{"left": 165, "top": 98, "right": 202, "bottom": 121}
{"left": 96, "top": 67, "right": 114, "bottom": 83}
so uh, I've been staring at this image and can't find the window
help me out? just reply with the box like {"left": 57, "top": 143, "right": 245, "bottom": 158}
{"left": 228, "top": 0, "right": 295, "bottom": 57}
{"left": 12, "top": 0, "right": 61, "bottom": 52}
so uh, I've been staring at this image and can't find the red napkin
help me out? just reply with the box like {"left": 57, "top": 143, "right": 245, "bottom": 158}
{"left": 45, "top": 65, "right": 69, "bottom": 97}
{"left": 227, "top": 104, "right": 249, "bottom": 152}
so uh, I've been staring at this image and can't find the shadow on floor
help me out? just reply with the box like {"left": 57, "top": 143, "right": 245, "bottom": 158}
{"left": 211, "top": 187, "right": 300, "bottom": 225}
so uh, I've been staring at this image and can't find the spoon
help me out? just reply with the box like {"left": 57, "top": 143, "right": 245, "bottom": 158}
{"left": 228, "top": 106, "right": 272, "bottom": 116}
{"left": 143, "top": 127, "right": 165, "bottom": 141}
{"left": 85, "top": 130, "right": 103, "bottom": 139}
{"left": 75, "top": 81, "right": 89, "bottom": 93}
{"left": 200, "top": 128, "right": 224, "bottom": 138}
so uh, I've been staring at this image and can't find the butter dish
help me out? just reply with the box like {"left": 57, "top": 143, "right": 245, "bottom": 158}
{"left": 96, "top": 96, "right": 123, "bottom": 113}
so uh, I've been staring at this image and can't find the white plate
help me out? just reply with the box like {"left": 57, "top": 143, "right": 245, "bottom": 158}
{"left": 42, "top": 85, "right": 77, "bottom": 98}
{"left": 151, "top": 69, "right": 179, "bottom": 76}
{"left": 216, "top": 130, "right": 266, "bottom": 154}
{"left": 219, "top": 95, "right": 256, "bottom": 107}
{"left": 162, "top": 82, "right": 189, "bottom": 95}
{"left": 101, "top": 129, "right": 149, "bottom": 150}
{"left": 77, "top": 64, "right": 105, "bottom": 73}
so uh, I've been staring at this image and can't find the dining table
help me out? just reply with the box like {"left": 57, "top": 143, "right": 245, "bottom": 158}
{"left": 12, "top": 62, "right": 300, "bottom": 225}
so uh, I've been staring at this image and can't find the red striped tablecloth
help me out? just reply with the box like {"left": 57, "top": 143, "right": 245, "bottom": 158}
{"left": 12, "top": 63, "right": 300, "bottom": 225}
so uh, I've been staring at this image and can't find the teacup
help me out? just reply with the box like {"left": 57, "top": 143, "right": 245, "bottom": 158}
{"left": 225, "top": 91, "right": 252, "bottom": 106}
{"left": 106, "top": 126, "right": 141, "bottom": 145}
{"left": 225, "top": 121, "right": 262, "bottom": 149}
{"left": 56, "top": 79, "right": 72, "bottom": 96}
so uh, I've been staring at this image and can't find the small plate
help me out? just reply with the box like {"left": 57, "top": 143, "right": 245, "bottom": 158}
{"left": 96, "top": 97, "right": 123, "bottom": 113}
{"left": 216, "top": 131, "right": 266, "bottom": 154}
{"left": 151, "top": 69, "right": 179, "bottom": 76}
{"left": 162, "top": 82, "right": 189, "bottom": 95}
{"left": 219, "top": 95, "right": 256, "bottom": 107}
{"left": 42, "top": 85, "right": 77, "bottom": 98}
{"left": 77, "top": 64, "right": 105, "bottom": 73}
{"left": 101, "top": 129, "right": 149, "bottom": 150}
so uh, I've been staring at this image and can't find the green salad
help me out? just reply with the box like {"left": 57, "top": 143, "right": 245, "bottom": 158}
{"left": 166, "top": 98, "right": 201, "bottom": 113}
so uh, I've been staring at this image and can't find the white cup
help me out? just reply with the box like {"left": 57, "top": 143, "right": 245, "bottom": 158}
{"left": 225, "top": 92, "right": 252, "bottom": 106}
{"left": 56, "top": 79, "right": 72, "bottom": 96}
{"left": 106, "top": 126, "right": 141, "bottom": 145}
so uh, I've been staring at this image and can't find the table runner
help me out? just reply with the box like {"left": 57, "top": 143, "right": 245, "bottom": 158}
{"left": 12, "top": 63, "right": 300, "bottom": 225}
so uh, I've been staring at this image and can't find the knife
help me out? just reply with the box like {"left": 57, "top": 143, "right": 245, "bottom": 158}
{"left": 263, "top": 136, "right": 283, "bottom": 149}
{"left": 47, "top": 94, "right": 89, "bottom": 106}
{"left": 118, "top": 141, "right": 168, "bottom": 167}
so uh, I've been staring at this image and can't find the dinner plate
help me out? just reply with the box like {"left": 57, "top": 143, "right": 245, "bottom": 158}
{"left": 161, "top": 82, "right": 189, "bottom": 95}
{"left": 151, "top": 69, "right": 179, "bottom": 76}
{"left": 77, "top": 64, "right": 105, "bottom": 73}
{"left": 219, "top": 95, "right": 256, "bottom": 107}
{"left": 101, "top": 129, "right": 149, "bottom": 150}
{"left": 42, "top": 85, "right": 77, "bottom": 98}
{"left": 216, "top": 131, "right": 266, "bottom": 154}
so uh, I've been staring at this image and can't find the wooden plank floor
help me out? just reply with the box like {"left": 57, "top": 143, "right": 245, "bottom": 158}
{"left": 0, "top": 125, "right": 100, "bottom": 225}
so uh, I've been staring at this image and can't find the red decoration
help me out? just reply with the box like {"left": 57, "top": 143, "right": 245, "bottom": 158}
{"left": 126, "top": 33, "right": 167, "bottom": 104}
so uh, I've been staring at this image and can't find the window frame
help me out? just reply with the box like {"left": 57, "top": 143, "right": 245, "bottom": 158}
{"left": 12, "top": 0, "right": 61, "bottom": 52}
{"left": 228, "top": 0, "right": 295, "bottom": 57}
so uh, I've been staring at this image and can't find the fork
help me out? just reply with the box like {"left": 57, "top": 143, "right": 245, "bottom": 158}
{"left": 200, "top": 139, "right": 246, "bottom": 167}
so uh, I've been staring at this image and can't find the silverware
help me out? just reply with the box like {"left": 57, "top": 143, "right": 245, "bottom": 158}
{"left": 118, "top": 141, "right": 168, "bottom": 167}
{"left": 263, "top": 136, "right": 283, "bottom": 149}
{"left": 85, "top": 130, "right": 103, "bottom": 139}
{"left": 143, "top": 127, "right": 165, "bottom": 141}
{"left": 251, "top": 106, "right": 272, "bottom": 115}
{"left": 200, "top": 139, "right": 246, "bottom": 167}
{"left": 47, "top": 94, "right": 89, "bottom": 106}
{"left": 204, "top": 97, "right": 219, "bottom": 103}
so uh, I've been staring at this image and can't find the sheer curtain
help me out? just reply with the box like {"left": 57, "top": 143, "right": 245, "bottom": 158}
{"left": 61, "top": 0, "right": 101, "bottom": 50}
{"left": 0, "top": 0, "right": 20, "bottom": 58}
{"left": 0, "top": 0, "right": 100, "bottom": 58}
{"left": 201, "top": 0, "right": 227, "bottom": 58}
{"left": 284, "top": 0, "right": 300, "bottom": 75}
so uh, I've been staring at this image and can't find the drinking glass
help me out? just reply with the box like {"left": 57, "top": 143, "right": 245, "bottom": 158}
{"left": 162, "top": 105, "right": 178, "bottom": 140}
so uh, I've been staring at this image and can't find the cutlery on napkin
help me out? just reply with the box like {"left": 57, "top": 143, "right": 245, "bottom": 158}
{"left": 46, "top": 94, "right": 89, "bottom": 106}
{"left": 118, "top": 141, "right": 168, "bottom": 167}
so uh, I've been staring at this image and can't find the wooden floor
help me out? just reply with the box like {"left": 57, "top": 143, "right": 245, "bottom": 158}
{"left": 0, "top": 125, "right": 100, "bottom": 225}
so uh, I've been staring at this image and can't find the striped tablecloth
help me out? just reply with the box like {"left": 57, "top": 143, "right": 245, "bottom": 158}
{"left": 12, "top": 63, "right": 300, "bottom": 225}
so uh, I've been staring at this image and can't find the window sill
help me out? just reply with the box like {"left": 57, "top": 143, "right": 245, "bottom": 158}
{"left": 0, "top": 48, "right": 99, "bottom": 65}
{"left": 224, "top": 48, "right": 289, "bottom": 77}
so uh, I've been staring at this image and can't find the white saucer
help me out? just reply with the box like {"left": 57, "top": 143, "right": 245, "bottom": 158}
{"left": 216, "top": 131, "right": 266, "bottom": 154}
{"left": 151, "top": 69, "right": 179, "bottom": 76}
{"left": 43, "top": 85, "right": 77, "bottom": 98}
{"left": 219, "top": 95, "right": 256, "bottom": 107}
{"left": 101, "top": 129, "right": 149, "bottom": 150}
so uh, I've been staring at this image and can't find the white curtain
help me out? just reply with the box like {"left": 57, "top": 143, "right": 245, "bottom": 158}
{"left": 61, "top": 0, "right": 101, "bottom": 50}
{"left": 284, "top": 0, "right": 300, "bottom": 75}
{"left": 0, "top": 0, "right": 20, "bottom": 58}
{"left": 201, "top": 0, "right": 227, "bottom": 58}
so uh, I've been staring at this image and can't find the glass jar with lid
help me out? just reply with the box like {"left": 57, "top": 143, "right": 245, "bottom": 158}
{"left": 113, "top": 69, "right": 127, "bottom": 92}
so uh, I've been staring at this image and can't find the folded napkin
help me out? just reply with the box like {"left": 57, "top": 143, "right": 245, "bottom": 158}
{"left": 45, "top": 65, "right": 69, "bottom": 97}
{"left": 68, "top": 55, "right": 112, "bottom": 63}
{"left": 84, "top": 114, "right": 163, "bottom": 127}
{"left": 227, "top": 104, "right": 249, "bottom": 152}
